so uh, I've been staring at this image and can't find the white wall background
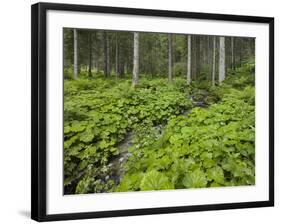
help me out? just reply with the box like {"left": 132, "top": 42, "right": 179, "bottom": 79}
{"left": 0, "top": 0, "right": 279, "bottom": 223}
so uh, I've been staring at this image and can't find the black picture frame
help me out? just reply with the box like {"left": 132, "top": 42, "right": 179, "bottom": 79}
{"left": 31, "top": 2, "right": 274, "bottom": 222}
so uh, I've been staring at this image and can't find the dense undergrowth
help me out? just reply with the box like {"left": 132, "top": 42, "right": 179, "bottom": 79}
{"left": 64, "top": 61, "right": 255, "bottom": 194}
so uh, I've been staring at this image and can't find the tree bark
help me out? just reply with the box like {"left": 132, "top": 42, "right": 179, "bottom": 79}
{"left": 191, "top": 36, "right": 197, "bottom": 80}
{"left": 168, "top": 34, "right": 173, "bottom": 82}
{"left": 219, "top": 36, "right": 225, "bottom": 84}
{"left": 187, "top": 35, "right": 191, "bottom": 84}
{"left": 207, "top": 36, "right": 213, "bottom": 80}
{"left": 132, "top": 32, "right": 139, "bottom": 87}
{"left": 73, "top": 28, "right": 78, "bottom": 79}
{"left": 212, "top": 36, "right": 216, "bottom": 86}
{"left": 106, "top": 33, "right": 110, "bottom": 76}
{"left": 88, "top": 32, "right": 92, "bottom": 77}
{"left": 196, "top": 36, "right": 201, "bottom": 77}
{"left": 103, "top": 31, "right": 110, "bottom": 78}
{"left": 115, "top": 33, "right": 118, "bottom": 78}
{"left": 231, "top": 37, "right": 235, "bottom": 70}
{"left": 94, "top": 32, "right": 100, "bottom": 74}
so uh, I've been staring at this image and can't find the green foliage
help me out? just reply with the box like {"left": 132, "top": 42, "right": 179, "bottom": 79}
{"left": 64, "top": 66, "right": 74, "bottom": 80}
{"left": 140, "top": 170, "right": 174, "bottom": 191}
{"left": 64, "top": 62, "right": 255, "bottom": 194}
{"left": 64, "top": 77, "right": 192, "bottom": 194}
{"left": 115, "top": 70, "right": 255, "bottom": 191}
{"left": 182, "top": 169, "right": 207, "bottom": 188}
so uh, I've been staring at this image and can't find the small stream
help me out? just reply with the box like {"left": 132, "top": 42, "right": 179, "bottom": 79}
{"left": 103, "top": 90, "right": 210, "bottom": 189}
{"left": 106, "top": 124, "right": 165, "bottom": 188}
{"left": 106, "top": 131, "right": 134, "bottom": 186}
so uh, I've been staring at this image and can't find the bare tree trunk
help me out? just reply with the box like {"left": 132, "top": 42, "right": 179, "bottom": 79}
{"left": 207, "top": 36, "right": 213, "bottom": 80}
{"left": 73, "top": 28, "right": 78, "bottom": 79}
{"left": 187, "top": 35, "right": 191, "bottom": 84}
{"left": 115, "top": 33, "right": 118, "bottom": 78}
{"left": 88, "top": 32, "right": 92, "bottom": 77}
{"left": 103, "top": 31, "right": 110, "bottom": 78}
{"left": 219, "top": 36, "right": 225, "bottom": 84}
{"left": 212, "top": 36, "right": 216, "bottom": 86}
{"left": 191, "top": 36, "right": 197, "bottom": 80}
{"left": 106, "top": 33, "right": 110, "bottom": 76}
{"left": 168, "top": 34, "right": 173, "bottom": 82}
{"left": 196, "top": 36, "right": 201, "bottom": 77}
{"left": 231, "top": 37, "right": 235, "bottom": 70}
{"left": 119, "top": 45, "right": 125, "bottom": 78}
{"left": 132, "top": 32, "right": 139, "bottom": 87}
{"left": 94, "top": 32, "right": 100, "bottom": 74}
{"left": 154, "top": 37, "right": 158, "bottom": 75}
{"left": 239, "top": 38, "right": 242, "bottom": 67}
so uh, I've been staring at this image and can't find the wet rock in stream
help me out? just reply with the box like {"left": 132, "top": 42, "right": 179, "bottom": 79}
{"left": 107, "top": 131, "right": 134, "bottom": 186}
{"left": 190, "top": 89, "right": 210, "bottom": 108}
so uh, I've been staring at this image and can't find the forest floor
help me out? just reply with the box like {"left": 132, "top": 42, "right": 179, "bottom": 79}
{"left": 109, "top": 91, "right": 209, "bottom": 188}
{"left": 64, "top": 62, "right": 255, "bottom": 194}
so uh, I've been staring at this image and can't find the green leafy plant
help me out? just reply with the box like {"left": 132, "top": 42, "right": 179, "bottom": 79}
{"left": 64, "top": 61, "right": 255, "bottom": 194}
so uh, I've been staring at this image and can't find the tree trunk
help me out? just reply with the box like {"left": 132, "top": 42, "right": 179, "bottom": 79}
{"left": 191, "top": 36, "right": 197, "bottom": 80}
{"left": 132, "top": 32, "right": 139, "bottom": 87}
{"left": 106, "top": 33, "right": 110, "bottom": 76}
{"left": 231, "top": 37, "right": 235, "bottom": 70}
{"left": 208, "top": 37, "right": 212, "bottom": 78}
{"left": 94, "top": 32, "right": 100, "bottom": 74}
{"left": 103, "top": 32, "right": 110, "bottom": 78}
{"left": 212, "top": 36, "right": 216, "bottom": 86}
{"left": 187, "top": 35, "right": 191, "bottom": 84}
{"left": 196, "top": 36, "right": 201, "bottom": 77}
{"left": 119, "top": 51, "right": 124, "bottom": 78}
{"left": 115, "top": 33, "right": 118, "bottom": 78}
{"left": 88, "top": 32, "right": 92, "bottom": 77}
{"left": 73, "top": 28, "right": 78, "bottom": 79}
{"left": 168, "top": 34, "right": 173, "bottom": 82}
{"left": 219, "top": 36, "right": 225, "bottom": 84}
{"left": 239, "top": 38, "right": 242, "bottom": 67}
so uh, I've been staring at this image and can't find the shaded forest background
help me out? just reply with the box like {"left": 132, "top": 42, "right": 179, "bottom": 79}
{"left": 63, "top": 28, "right": 255, "bottom": 84}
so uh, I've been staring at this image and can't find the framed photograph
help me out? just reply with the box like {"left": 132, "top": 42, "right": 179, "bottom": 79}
{"left": 31, "top": 2, "right": 274, "bottom": 222}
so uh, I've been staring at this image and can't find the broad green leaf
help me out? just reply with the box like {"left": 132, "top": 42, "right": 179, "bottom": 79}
{"left": 207, "top": 166, "right": 225, "bottom": 184}
{"left": 182, "top": 169, "right": 207, "bottom": 188}
{"left": 140, "top": 170, "right": 174, "bottom": 191}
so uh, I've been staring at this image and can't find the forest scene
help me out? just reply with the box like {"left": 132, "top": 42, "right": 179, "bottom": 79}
{"left": 63, "top": 28, "right": 255, "bottom": 195}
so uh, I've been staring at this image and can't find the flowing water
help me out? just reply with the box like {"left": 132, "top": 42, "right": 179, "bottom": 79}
{"left": 106, "top": 131, "right": 134, "bottom": 186}
{"left": 104, "top": 90, "right": 210, "bottom": 189}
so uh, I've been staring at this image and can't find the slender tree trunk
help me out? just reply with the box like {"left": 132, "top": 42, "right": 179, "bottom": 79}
{"left": 92, "top": 32, "right": 97, "bottom": 73}
{"left": 103, "top": 32, "right": 107, "bottom": 77}
{"left": 103, "top": 31, "right": 110, "bottom": 78}
{"left": 117, "top": 33, "right": 123, "bottom": 77}
{"left": 95, "top": 33, "right": 100, "bottom": 74}
{"left": 202, "top": 37, "right": 207, "bottom": 66}
{"left": 196, "top": 36, "right": 201, "bottom": 77}
{"left": 212, "top": 36, "right": 216, "bottom": 86}
{"left": 207, "top": 38, "right": 212, "bottom": 78}
{"left": 106, "top": 33, "right": 110, "bottom": 76}
{"left": 219, "top": 36, "right": 225, "bottom": 84}
{"left": 154, "top": 37, "right": 158, "bottom": 75}
{"left": 88, "top": 32, "right": 92, "bottom": 77}
{"left": 239, "top": 38, "right": 242, "bottom": 67}
{"left": 168, "top": 34, "right": 173, "bottom": 82}
{"left": 187, "top": 35, "right": 191, "bottom": 84}
{"left": 150, "top": 43, "right": 153, "bottom": 76}
{"left": 115, "top": 33, "right": 118, "bottom": 78}
{"left": 73, "top": 28, "right": 78, "bottom": 79}
{"left": 132, "top": 32, "right": 139, "bottom": 87}
{"left": 191, "top": 36, "right": 197, "bottom": 80}
{"left": 231, "top": 37, "right": 235, "bottom": 70}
